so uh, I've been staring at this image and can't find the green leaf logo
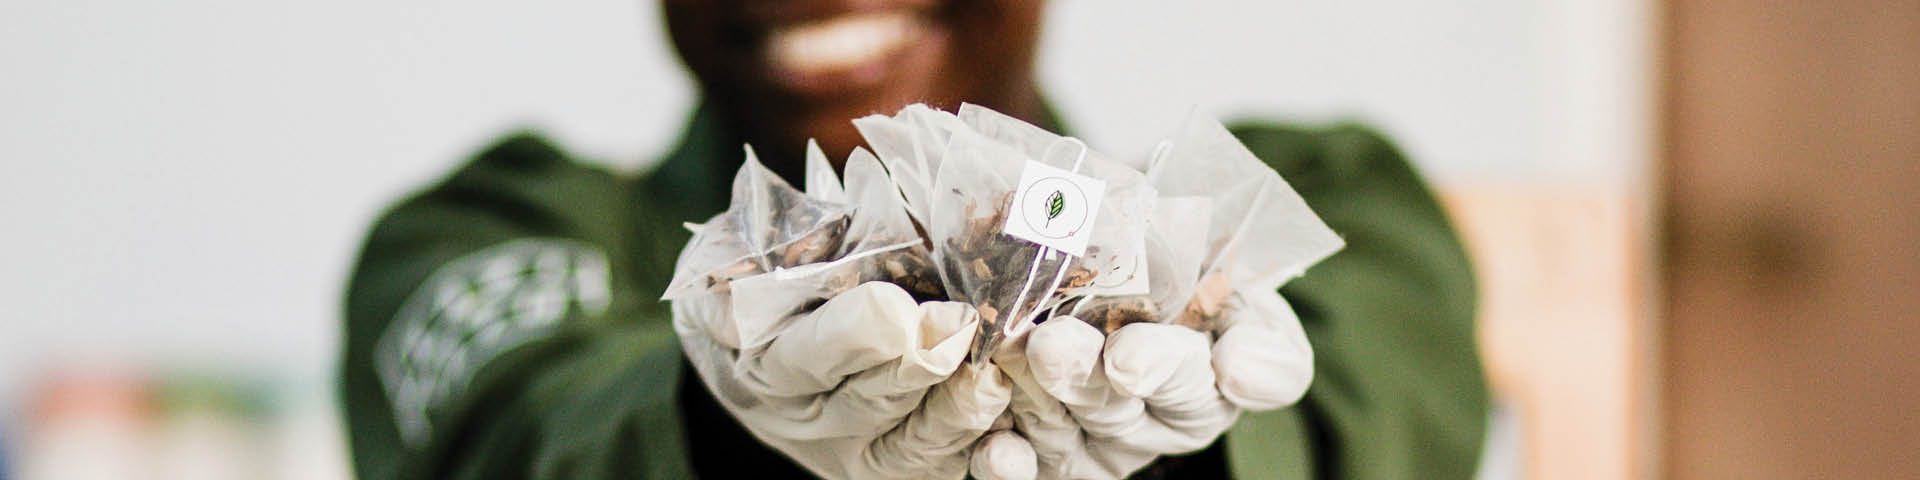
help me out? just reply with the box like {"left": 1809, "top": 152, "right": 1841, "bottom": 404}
{"left": 1045, "top": 190, "right": 1066, "bottom": 226}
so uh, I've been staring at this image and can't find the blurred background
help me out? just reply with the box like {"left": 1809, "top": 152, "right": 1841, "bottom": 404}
{"left": 1, "top": 0, "right": 1912, "bottom": 478}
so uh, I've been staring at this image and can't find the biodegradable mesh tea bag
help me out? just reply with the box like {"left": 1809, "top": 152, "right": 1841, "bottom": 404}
{"left": 663, "top": 146, "right": 852, "bottom": 347}
{"left": 1065, "top": 195, "right": 1212, "bottom": 333}
{"left": 852, "top": 111, "right": 932, "bottom": 223}
{"left": 832, "top": 148, "right": 945, "bottom": 300}
{"left": 929, "top": 127, "right": 1153, "bottom": 364}
{"left": 955, "top": 104, "right": 1158, "bottom": 297}
{"left": 833, "top": 148, "right": 929, "bottom": 260}
{"left": 727, "top": 148, "right": 941, "bottom": 349}
{"left": 663, "top": 146, "right": 851, "bottom": 300}
{"left": 926, "top": 131, "right": 1056, "bottom": 364}
{"left": 802, "top": 140, "right": 846, "bottom": 203}
{"left": 1148, "top": 116, "right": 1345, "bottom": 332}
{"left": 725, "top": 243, "right": 921, "bottom": 350}
{"left": 852, "top": 104, "right": 969, "bottom": 227}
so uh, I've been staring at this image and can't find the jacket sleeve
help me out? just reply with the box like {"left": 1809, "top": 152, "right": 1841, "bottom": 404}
{"left": 1224, "top": 124, "right": 1490, "bottom": 479}
{"left": 339, "top": 134, "right": 693, "bottom": 480}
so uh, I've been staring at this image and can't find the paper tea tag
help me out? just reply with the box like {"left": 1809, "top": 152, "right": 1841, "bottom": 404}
{"left": 1067, "top": 232, "right": 1150, "bottom": 296}
{"left": 1002, "top": 160, "right": 1105, "bottom": 256}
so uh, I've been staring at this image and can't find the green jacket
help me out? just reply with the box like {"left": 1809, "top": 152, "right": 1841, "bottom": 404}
{"left": 341, "top": 105, "right": 1488, "bottom": 479}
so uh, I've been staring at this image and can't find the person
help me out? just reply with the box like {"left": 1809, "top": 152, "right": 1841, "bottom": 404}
{"left": 340, "top": 1, "right": 1489, "bottom": 478}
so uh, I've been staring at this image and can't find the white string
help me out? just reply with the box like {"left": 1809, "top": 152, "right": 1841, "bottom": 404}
{"left": 1005, "top": 136, "right": 1093, "bottom": 335}
{"left": 1043, "top": 137, "right": 1091, "bottom": 172}
{"left": 1005, "top": 247, "right": 1050, "bottom": 335}
{"left": 1145, "top": 140, "right": 1174, "bottom": 184}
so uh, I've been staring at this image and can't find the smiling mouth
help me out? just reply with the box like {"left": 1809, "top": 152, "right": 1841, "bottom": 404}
{"left": 760, "top": 9, "right": 935, "bottom": 94}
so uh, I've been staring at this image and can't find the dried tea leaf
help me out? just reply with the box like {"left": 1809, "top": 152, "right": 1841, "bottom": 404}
{"left": 1174, "top": 271, "right": 1234, "bottom": 331}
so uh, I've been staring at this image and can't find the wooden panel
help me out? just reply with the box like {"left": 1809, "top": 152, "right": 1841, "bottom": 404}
{"left": 1442, "top": 185, "right": 1647, "bottom": 480}
{"left": 1661, "top": 0, "right": 1920, "bottom": 478}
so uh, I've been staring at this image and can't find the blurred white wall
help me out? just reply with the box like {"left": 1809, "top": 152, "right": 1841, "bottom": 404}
{"left": 0, "top": 0, "right": 692, "bottom": 408}
{"left": 0, "top": 0, "right": 1650, "bottom": 476}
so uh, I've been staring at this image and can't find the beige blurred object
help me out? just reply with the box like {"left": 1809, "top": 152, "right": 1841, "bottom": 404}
{"left": 153, "top": 409, "right": 263, "bottom": 480}
{"left": 270, "top": 391, "right": 355, "bottom": 480}
{"left": 19, "top": 371, "right": 154, "bottom": 480}
{"left": 1441, "top": 184, "right": 1655, "bottom": 480}
{"left": 1661, "top": 0, "right": 1920, "bottom": 478}
{"left": 16, "top": 371, "right": 349, "bottom": 480}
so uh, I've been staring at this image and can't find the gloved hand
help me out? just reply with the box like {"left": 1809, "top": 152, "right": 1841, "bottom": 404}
{"left": 970, "top": 289, "right": 1314, "bottom": 480}
{"left": 674, "top": 281, "right": 1014, "bottom": 479}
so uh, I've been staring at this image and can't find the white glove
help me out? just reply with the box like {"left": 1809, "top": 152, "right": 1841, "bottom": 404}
{"left": 982, "top": 290, "right": 1314, "bottom": 479}
{"left": 970, "top": 430, "right": 1039, "bottom": 480}
{"left": 674, "top": 281, "right": 1014, "bottom": 479}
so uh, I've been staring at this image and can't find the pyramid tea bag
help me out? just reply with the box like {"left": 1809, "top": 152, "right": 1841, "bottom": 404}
{"left": 802, "top": 139, "right": 846, "bottom": 203}
{"left": 728, "top": 148, "right": 942, "bottom": 349}
{"left": 1148, "top": 116, "right": 1345, "bottom": 332}
{"left": 927, "top": 127, "right": 1156, "bottom": 364}
{"left": 662, "top": 146, "right": 852, "bottom": 347}
{"left": 1065, "top": 195, "right": 1212, "bottom": 333}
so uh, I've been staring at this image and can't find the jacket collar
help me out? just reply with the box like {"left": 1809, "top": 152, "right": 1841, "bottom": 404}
{"left": 643, "top": 101, "right": 739, "bottom": 221}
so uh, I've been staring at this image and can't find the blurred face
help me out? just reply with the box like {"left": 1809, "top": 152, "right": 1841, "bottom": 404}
{"left": 663, "top": 0, "right": 1046, "bottom": 166}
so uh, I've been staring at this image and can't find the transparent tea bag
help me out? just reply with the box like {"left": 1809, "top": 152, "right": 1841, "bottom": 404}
{"left": 954, "top": 103, "right": 1158, "bottom": 297}
{"left": 802, "top": 139, "right": 847, "bottom": 203}
{"left": 928, "top": 129, "right": 1151, "bottom": 364}
{"left": 851, "top": 104, "right": 968, "bottom": 227}
{"left": 663, "top": 145, "right": 852, "bottom": 301}
{"left": 726, "top": 242, "right": 920, "bottom": 350}
{"left": 834, "top": 147, "right": 944, "bottom": 300}
{"left": 662, "top": 145, "right": 852, "bottom": 347}
{"left": 727, "top": 148, "right": 942, "bottom": 349}
{"left": 1148, "top": 116, "right": 1345, "bottom": 332}
{"left": 1063, "top": 194, "right": 1212, "bottom": 334}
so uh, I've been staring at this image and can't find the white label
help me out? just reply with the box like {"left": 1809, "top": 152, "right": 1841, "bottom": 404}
{"left": 1068, "top": 233, "right": 1151, "bottom": 296}
{"left": 1002, "top": 160, "right": 1106, "bottom": 256}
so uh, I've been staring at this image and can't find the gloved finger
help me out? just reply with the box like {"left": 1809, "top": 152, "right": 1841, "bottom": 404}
{"left": 1100, "top": 323, "right": 1199, "bottom": 399}
{"left": 1212, "top": 291, "right": 1314, "bottom": 410}
{"left": 742, "top": 302, "right": 978, "bottom": 440}
{"left": 838, "top": 301, "right": 976, "bottom": 397}
{"left": 1101, "top": 323, "right": 1239, "bottom": 453}
{"left": 994, "top": 341, "right": 1088, "bottom": 480}
{"left": 1027, "top": 320, "right": 1207, "bottom": 452}
{"left": 736, "top": 281, "right": 918, "bottom": 397}
{"left": 813, "top": 302, "right": 977, "bottom": 438}
{"left": 1023, "top": 317, "right": 1167, "bottom": 443}
{"left": 1022, "top": 319, "right": 1238, "bottom": 455}
{"left": 1002, "top": 343, "right": 1148, "bottom": 480}
{"left": 675, "top": 292, "right": 745, "bottom": 349}
{"left": 970, "top": 431, "right": 1037, "bottom": 480}
{"left": 853, "top": 361, "right": 1012, "bottom": 478}
{"left": 830, "top": 301, "right": 974, "bottom": 399}
{"left": 673, "top": 300, "right": 763, "bottom": 409}
{"left": 1024, "top": 317, "right": 1111, "bottom": 407}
